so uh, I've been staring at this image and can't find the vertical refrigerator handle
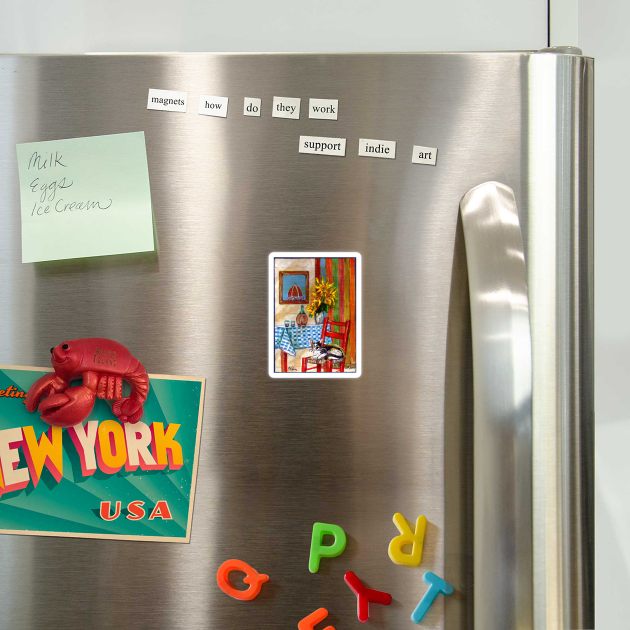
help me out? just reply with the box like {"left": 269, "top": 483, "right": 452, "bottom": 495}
{"left": 460, "top": 181, "right": 533, "bottom": 629}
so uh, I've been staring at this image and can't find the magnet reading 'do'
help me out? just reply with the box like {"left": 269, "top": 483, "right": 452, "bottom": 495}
{"left": 26, "top": 338, "right": 149, "bottom": 427}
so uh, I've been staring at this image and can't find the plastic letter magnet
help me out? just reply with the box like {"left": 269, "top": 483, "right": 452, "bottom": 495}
{"left": 216, "top": 559, "right": 269, "bottom": 601}
{"left": 388, "top": 512, "right": 427, "bottom": 567}
{"left": 309, "top": 522, "right": 347, "bottom": 573}
{"left": 298, "top": 607, "right": 335, "bottom": 630}
{"left": 410, "top": 571, "right": 454, "bottom": 623}
{"left": 344, "top": 571, "right": 392, "bottom": 622}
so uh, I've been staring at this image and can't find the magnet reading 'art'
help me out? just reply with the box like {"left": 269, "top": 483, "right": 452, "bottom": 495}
{"left": 388, "top": 512, "right": 427, "bottom": 567}
{"left": 216, "top": 559, "right": 269, "bottom": 601}
{"left": 25, "top": 338, "right": 149, "bottom": 427}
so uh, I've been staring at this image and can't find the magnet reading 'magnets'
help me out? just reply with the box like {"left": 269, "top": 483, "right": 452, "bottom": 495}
{"left": 26, "top": 338, "right": 149, "bottom": 428}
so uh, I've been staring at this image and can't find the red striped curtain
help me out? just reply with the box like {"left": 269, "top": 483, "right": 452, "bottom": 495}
{"left": 315, "top": 257, "right": 357, "bottom": 365}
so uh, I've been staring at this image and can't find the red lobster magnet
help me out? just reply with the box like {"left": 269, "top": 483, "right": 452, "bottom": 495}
{"left": 26, "top": 338, "right": 149, "bottom": 428}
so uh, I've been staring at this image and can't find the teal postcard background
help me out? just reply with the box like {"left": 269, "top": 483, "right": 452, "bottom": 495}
{"left": 0, "top": 367, "right": 204, "bottom": 542}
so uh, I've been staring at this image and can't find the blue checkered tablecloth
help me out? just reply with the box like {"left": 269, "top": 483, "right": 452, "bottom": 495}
{"left": 274, "top": 324, "right": 333, "bottom": 356}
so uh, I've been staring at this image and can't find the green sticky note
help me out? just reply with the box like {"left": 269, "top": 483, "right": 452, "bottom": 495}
{"left": 16, "top": 132, "right": 155, "bottom": 263}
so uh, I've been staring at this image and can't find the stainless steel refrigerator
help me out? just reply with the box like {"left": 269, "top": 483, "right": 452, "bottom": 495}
{"left": 0, "top": 50, "right": 593, "bottom": 629}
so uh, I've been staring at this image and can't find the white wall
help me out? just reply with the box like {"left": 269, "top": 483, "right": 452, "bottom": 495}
{"left": 576, "top": 2, "right": 629, "bottom": 627}
{"left": 0, "top": 0, "right": 547, "bottom": 53}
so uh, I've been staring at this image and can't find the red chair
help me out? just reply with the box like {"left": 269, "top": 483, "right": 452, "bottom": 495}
{"left": 301, "top": 317, "right": 352, "bottom": 373}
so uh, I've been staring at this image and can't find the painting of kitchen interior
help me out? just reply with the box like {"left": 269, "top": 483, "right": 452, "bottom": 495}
{"left": 273, "top": 256, "right": 358, "bottom": 373}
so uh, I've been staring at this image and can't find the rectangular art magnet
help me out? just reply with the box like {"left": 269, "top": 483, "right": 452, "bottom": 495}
{"left": 0, "top": 367, "right": 205, "bottom": 543}
{"left": 269, "top": 252, "right": 361, "bottom": 378}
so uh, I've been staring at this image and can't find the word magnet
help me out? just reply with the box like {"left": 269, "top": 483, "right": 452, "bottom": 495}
{"left": 308, "top": 98, "right": 338, "bottom": 120}
{"left": 299, "top": 136, "right": 346, "bottom": 157}
{"left": 244, "top": 97, "right": 261, "bottom": 116}
{"left": 309, "top": 522, "right": 346, "bottom": 573}
{"left": 198, "top": 95, "right": 228, "bottom": 118}
{"left": 216, "top": 559, "right": 269, "bottom": 601}
{"left": 388, "top": 512, "right": 427, "bottom": 567}
{"left": 358, "top": 138, "right": 396, "bottom": 159}
{"left": 147, "top": 88, "right": 187, "bottom": 112}
{"left": 272, "top": 96, "right": 300, "bottom": 119}
{"left": 411, "top": 145, "right": 438, "bottom": 165}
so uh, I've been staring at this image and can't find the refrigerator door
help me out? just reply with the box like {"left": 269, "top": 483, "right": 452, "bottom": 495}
{"left": 0, "top": 52, "right": 593, "bottom": 629}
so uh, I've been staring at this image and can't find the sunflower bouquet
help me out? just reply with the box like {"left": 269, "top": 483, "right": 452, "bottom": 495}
{"left": 306, "top": 278, "right": 338, "bottom": 317}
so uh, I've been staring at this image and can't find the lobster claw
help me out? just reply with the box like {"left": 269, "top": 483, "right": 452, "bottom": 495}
{"left": 25, "top": 373, "right": 67, "bottom": 413}
{"left": 37, "top": 386, "right": 96, "bottom": 428}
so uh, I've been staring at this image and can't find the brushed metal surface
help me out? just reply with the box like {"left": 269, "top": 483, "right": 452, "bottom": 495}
{"left": 460, "top": 182, "right": 533, "bottom": 630}
{"left": 0, "top": 52, "right": 593, "bottom": 629}
{"left": 527, "top": 52, "right": 595, "bottom": 629}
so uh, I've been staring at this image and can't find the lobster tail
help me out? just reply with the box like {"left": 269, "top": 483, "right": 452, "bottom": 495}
{"left": 112, "top": 358, "right": 150, "bottom": 424}
{"left": 126, "top": 358, "right": 150, "bottom": 403}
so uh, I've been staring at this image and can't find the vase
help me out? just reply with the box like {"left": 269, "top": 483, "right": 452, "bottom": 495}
{"left": 314, "top": 311, "right": 325, "bottom": 325}
{"left": 296, "top": 305, "right": 308, "bottom": 328}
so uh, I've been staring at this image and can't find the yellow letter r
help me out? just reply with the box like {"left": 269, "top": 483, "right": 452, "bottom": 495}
{"left": 388, "top": 512, "right": 427, "bottom": 567}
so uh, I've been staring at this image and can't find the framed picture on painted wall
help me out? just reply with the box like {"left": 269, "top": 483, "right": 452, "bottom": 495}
{"left": 269, "top": 252, "right": 361, "bottom": 379}
{"left": 278, "top": 271, "right": 309, "bottom": 305}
